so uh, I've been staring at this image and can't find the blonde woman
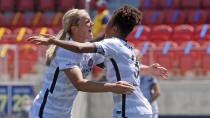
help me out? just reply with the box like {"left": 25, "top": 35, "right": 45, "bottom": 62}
{"left": 28, "top": 9, "right": 134, "bottom": 118}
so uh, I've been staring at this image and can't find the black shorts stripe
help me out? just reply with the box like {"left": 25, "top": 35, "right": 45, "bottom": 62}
{"left": 39, "top": 67, "right": 60, "bottom": 118}
{"left": 110, "top": 58, "right": 127, "bottom": 118}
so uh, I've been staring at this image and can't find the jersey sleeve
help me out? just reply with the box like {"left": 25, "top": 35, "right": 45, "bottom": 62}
{"left": 93, "top": 53, "right": 104, "bottom": 65}
{"left": 55, "top": 47, "right": 82, "bottom": 71}
{"left": 94, "top": 39, "right": 117, "bottom": 57}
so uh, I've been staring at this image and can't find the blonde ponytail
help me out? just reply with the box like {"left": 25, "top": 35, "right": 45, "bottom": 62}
{"left": 46, "top": 29, "right": 66, "bottom": 65}
{"left": 45, "top": 9, "right": 87, "bottom": 66}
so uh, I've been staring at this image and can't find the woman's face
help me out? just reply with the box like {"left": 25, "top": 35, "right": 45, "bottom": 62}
{"left": 76, "top": 12, "right": 94, "bottom": 41}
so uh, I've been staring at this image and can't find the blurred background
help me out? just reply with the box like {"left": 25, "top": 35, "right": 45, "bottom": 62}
{"left": 0, "top": 0, "right": 210, "bottom": 118}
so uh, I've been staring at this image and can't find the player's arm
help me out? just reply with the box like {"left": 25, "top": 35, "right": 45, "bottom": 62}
{"left": 149, "top": 84, "right": 160, "bottom": 103}
{"left": 27, "top": 34, "right": 96, "bottom": 53}
{"left": 51, "top": 39, "right": 96, "bottom": 53}
{"left": 63, "top": 67, "right": 134, "bottom": 94}
{"left": 140, "top": 63, "right": 168, "bottom": 80}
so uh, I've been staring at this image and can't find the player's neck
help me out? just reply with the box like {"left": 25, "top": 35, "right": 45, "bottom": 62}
{"left": 71, "top": 35, "right": 86, "bottom": 43}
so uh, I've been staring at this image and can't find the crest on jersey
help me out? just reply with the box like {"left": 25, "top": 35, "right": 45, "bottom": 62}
{"left": 88, "top": 59, "right": 93, "bottom": 67}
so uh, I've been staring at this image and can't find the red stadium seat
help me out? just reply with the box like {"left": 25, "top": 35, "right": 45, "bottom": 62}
{"left": 9, "top": 12, "right": 27, "bottom": 28}
{"left": 151, "top": 25, "right": 173, "bottom": 45}
{"left": 187, "top": 10, "right": 208, "bottom": 25}
{"left": 194, "top": 24, "right": 210, "bottom": 44}
{"left": 17, "top": 0, "right": 34, "bottom": 11}
{"left": 126, "top": 25, "right": 151, "bottom": 43}
{"left": 34, "top": 27, "right": 54, "bottom": 35}
{"left": 153, "top": 41, "right": 178, "bottom": 72}
{"left": 200, "top": 41, "right": 210, "bottom": 75}
{"left": 135, "top": 41, "right": 156, "bottom": 65}
{"left": 0, "top": 0, "right": 14, "bottom": 11}
{"left": 49, "top": 12, "right": 64, "bottom": 33}
{"left": 202, "top": 0, "right": 210, "bottom": 9}
{"left": 139, "top": 0, "right": 158, "bottom": 9}
{"left": 142, "top": 10, "right": 164, "bottom": 25}
{"left": 165, "top": 9, "right": 186, "bottom": 26}
{"left": 58, "top": 0, "right": 75, "bottom": 11}
{"left": 12, "top": 27, "right": 33, "bottom": 44}
{"left": 172, "top": 24, "right": 194, "bottom": 45}
{"left": 0, "top": 13, "right": 6, "bottom": 27}
{"left": 38, "top": 0, "right": 54, "bottom": 11}
{"left": 178, "top": 41, "right": 200, "bottom": 76}
{"left": 159, "top": 0, "right": 181, "bottom": 9}
{"left": 78, "top": 0, "right": 97, "bottom": 10}
{"left": 0, "top": 27, "right": 12, "bottom": 44}
{"left": 7, "top": 44, "right": 38, "bottom": 78}
{"left": 18, "top": 44, "right": 38, "bottom": 78}
{"left": 181, "top": 0, "right": 202, "bottom": 9}
{"left": 29, "top": 12, "right": 47, "bottom": 27}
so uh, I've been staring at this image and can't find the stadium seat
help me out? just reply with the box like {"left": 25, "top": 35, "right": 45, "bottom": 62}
{"left": 38, "top": 0, "right": 55, "bottom": 11}
{"left": 0, "top": 27, "right": 12, "bottom": 44}
{"left": 34, "top": 27, "right": 54, "bottom": 35}
{"left": 151, "top": 25, "right": 173, "bottom": 45}
{"left": 139, "top": 0, "right": 158, "bottom": 9}
{"left": 18, "top": 44, "right": 38, "bottom": 78}
{"left": 181, "top": 0, "right": 202, "bottom": 9}
{"left": 0, "top": 0, "right": 14, "bottom": 11}
{"left": 29, "top": 12, "right": 47, "bottom": 27}
{"left": 126, "top": 25, "right": 151, "bottom": 43}
{"left": 178, "top": 41, "right": 201, "bottom": 76}
{"left": 202, "top": 0, "right": 210, "bottom": 9}
{"left": 78, "top": 0, "right": 97, "bottom": 10}
{"left": 142, "top": 10, "right": 164, "bottom": 25}
{"left": 58, "top": 0, "right": 75, "bottom": 11}
{"left": 153, "top": 41, "right": 178, "bottom": 72}
{"left": 200, "top": 41, "right": 210, "bottom": 75}
{"left": 49, "top": 12, "right": 64, "bottom": 33}
{"left": 159, "top": 0, "right": 181, "bottom": 9}
{"left": 187, "top": 9, "right": 208, "bottom": 25}
{"left": 135, "top": 41, "right": 156, "bottom": 65}
{"left": 6, "top": 47, "right": 15, "bottom": 78}
{"left": 172, "top": 24, "right": 194, "bottom": 45}
{"left": 12, "top": 27, "right": 33, "bottom": 44}
{"left": 194, "top": 24, "right": 210, "bottom": 44}
{"left": 165, "top": 9, "right": 186, "bottom": 26}
{"left": 0, "top": 13, "right": 6, "bottom": 27}
{"left": 9, "top": 12, "right": 27, "bottom": 28}
{"left": 17, "top": 0, "right": 34, "bottom": 11}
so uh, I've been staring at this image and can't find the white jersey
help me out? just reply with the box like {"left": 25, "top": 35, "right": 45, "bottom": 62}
{"left": 140, "top": 75, "right": 159, "bottom": 114}
{"left": 94, "top": 37, "right": 152, "bottom": 118}
{"left": 29, "top": 39, "right": 104, "bottom": 118}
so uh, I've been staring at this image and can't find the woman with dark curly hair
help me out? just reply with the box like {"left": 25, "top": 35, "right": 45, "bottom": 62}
{"left": 28, "top": 5, "right": 168, "bottom": 118}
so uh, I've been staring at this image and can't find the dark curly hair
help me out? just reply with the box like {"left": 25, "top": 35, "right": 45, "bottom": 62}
{"left": 111, "top": 5, "right": 142, "bottom": 38}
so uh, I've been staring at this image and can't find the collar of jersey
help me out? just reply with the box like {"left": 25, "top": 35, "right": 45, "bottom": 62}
{"left": 112, "top": 37, "right": 127, "bottom": 42}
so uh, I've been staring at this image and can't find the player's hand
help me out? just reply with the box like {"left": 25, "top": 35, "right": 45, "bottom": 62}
{"left": 27, "top": 34, "right": 56, "bottom": 45}
{"left": 112, "top": 81, "right": 134, "bottom": 94}
{"left": 148, "top": 63, "right": 168, "bottom": 80}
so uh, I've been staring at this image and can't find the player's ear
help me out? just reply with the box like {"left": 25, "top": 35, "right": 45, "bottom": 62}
{"left": 112, "top": 26, "right": 118, "bottom": 33}
{"left": 71, "top": 26, "right": 78, "bottom": 33}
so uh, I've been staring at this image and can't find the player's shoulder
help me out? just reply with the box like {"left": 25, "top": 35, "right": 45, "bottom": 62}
{"left": 56, "top": 47, "right": 82, "bottom": 58}
{"left": 100, "top": 37, "right": 122, "bottom": 45}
